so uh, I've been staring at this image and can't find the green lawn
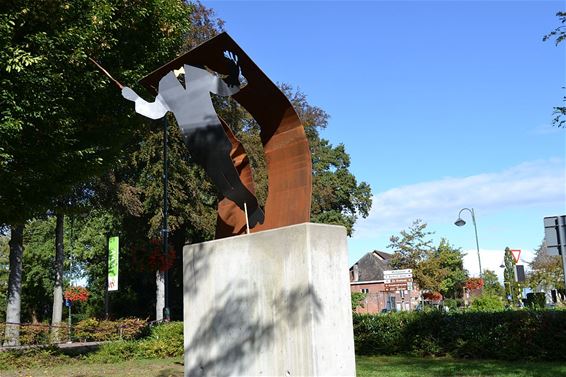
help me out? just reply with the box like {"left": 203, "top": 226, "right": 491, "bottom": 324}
{"left": 356, "top": 355, "right": 566, "bottom": 377}
{"left": 0, "top": 357, "right": 184, "bottom": 377}
{"left": 2, "top": 355, "right": 565, "bottom": 377}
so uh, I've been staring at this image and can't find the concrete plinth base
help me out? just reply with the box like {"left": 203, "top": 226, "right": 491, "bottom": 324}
{"left": 183, "top": 223, "right": 356, "bottom": 377}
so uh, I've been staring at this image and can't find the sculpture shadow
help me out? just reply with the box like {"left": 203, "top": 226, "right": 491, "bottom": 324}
{"left": 183, "top": 242, "right": 324, "bottom": 377}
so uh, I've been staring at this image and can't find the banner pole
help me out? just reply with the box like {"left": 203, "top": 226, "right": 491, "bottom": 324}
{"left": 104, "top": 233, "right": 110, "bottom": 320}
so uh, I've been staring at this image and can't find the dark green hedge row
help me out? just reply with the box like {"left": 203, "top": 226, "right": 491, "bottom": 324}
{"left": 353, "top": 310, "right": 566, "bottom": 361}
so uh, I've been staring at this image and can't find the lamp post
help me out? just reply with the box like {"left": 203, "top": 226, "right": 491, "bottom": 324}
{"left": 455, "top": 208, "right": 482, "bottom": 277}
{"left": 162, "top": 116, "right": 170, "bottom": 321}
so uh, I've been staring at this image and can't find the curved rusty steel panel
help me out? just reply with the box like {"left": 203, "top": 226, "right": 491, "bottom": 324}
{"left": 140, "top": 32, "right": 311, "bottom": 238}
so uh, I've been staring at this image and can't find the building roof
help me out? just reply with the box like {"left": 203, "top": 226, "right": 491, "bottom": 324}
{"left": 350, "top": 250, "right": 393, "bottom": 282}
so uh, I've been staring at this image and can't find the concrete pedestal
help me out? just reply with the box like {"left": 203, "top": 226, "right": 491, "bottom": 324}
{"left": 183, "top": 223, "right": 356, "bottom": 377}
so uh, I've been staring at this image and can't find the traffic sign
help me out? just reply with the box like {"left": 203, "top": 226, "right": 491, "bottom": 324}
{"left": 384, "top": 282, "right": 408, "bottom": 291}
{"left": 510, "top": 249, "right": 521, "bottom": 264}
{"left": 384, "top": 278, "right": 413, "bottom": 284}
{"left": 384, "top": 269, "right": 412, "bottom": 276}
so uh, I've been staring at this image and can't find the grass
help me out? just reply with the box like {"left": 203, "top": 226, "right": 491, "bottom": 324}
{"left": 356, "top": 355, "right": 566, "bottom": 377}
{"left": 2, "top": 354, "right": 566, "bottom": 376}
{"left": 0, "top": 357, "right": 184, "bottom": 377}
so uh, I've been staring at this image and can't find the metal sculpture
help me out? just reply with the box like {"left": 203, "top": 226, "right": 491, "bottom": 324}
{"left": 122, "top": 51, "right": 265, "bottom": 229}
{"left": 137, "top": 32, "right": 312, "bottom": 238}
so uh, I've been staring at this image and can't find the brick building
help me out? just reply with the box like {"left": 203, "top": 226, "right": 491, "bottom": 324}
{"left": 350, "top": 250, "right": 420, "bottom": 313}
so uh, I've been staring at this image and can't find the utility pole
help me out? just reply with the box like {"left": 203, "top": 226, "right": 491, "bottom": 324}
{"left": 162, "top": 116, "right": 170, "bottom": 321}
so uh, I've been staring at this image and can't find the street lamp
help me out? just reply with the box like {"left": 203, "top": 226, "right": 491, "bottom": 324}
{"left": 455, "top": 207, "right": 483, "bottom": 277}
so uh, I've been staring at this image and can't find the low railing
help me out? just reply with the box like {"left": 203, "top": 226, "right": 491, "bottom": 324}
{"left": 0, "top": 318, "right": 148, "bottom": 348}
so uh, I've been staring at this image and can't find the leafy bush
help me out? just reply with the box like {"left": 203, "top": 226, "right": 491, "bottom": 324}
{"left": 0, "top": 321, "right": 183, "bottom": 368}
{"left": 526, "top": 293, "right": 546, "bottom": 309}
{"left": 85, "top": 321, "right": 183, "bottom": 363}
{"left": 354, "top": 310, "right": 566, "bottom": 361}
{"left": 137, "top": 321, "right": 183, "bottom": 358}
{"left": 73, "top": 317, "right": 146, "bottom": 342}
{"left": 0, "top": 347, "right": 73, "bottom": 370}
{"left": 470, "top": 294, "right": 505, "bottom": 311}
{"left": 351, "top": 292, "right": 366, "bottom": 311}
{"left": 442, "top": 299, "right": 459, "bottom": 310}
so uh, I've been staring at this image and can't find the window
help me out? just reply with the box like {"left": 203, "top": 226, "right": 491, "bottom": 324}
{"left": 361, "top": 288, "right": 369, "bottom": 294}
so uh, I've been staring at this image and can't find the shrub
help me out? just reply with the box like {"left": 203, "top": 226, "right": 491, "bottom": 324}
{"left": 526, "top": 293, "right": 546, "bottom": 309}
{"left": 353, "top": 310, "right": 566, "bottom": 361}
{"left": 442, "top": 298, "right": 458, "bottom": 310}
{"left": 73, "top": 317, "right": 146, "bottom": 342}
{"left": 351, "top": 292, "right": 366, "bottom": 311}
{"left": 0, "top": 347, "right": 73, "bottom": 370}
{"left": 137, "top": 321, "right": 183, "bottom": 358}
{"left": 85, "top": 321, "right": 183, "bottom": 363}
{"left": 470, "top": 294, "right": 505, "bottom": 311}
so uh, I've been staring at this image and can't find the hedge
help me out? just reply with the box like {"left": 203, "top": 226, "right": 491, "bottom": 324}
{"left": 353, "top": 310, "right": 566, "bottom": 361}
{"left": 0, "top": 322, "right": 184, "bottom": 370}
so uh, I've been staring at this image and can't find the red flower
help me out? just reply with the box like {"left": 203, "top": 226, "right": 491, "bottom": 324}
{"left": 423, "top": 291, "right": 443, "bottom": 301}
{"left": 466, "top": 278, "right": 484, "bottom": 290}
{"left": 64, "top": 286, "right": 89, "bottom": 302}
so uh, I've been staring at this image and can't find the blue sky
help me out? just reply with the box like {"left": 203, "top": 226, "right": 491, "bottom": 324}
{"left": 202, "top": 0, "right": 566, "bottom": 280}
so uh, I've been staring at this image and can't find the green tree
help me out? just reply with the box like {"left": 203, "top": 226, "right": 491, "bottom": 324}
{"left": 482, "top": 269, "right": 504, "bottom": 297}
{"left": 389, "top": 224, "right": 467, "bottom": 297}
{"left": 0, "top": 0, "right": 191, "bottom": 345}
{"left": 543, "top": 11, "right": 566, "bottom": 128}
{"left": 470, "top": 293, "right": 505, "bottom": 311}
{"left": 388, "top": 219, "right": 434, "bottom": 288}
{"left": 404, "top": 238, "right": 467, "bottom": 298}
{"left": 503, "top": 247, "right": 520, "bottom": 305}
{"left": 434, "top": 239, "right": 467, "bottom": 298}
{"left": 527, "top": 242, "right": 564, "bottom": 297}
{"left": 351, "top": 292, "right": 366, "bottom": 311}
{"left": 21, "top": 218, "right": 56, "bottom": 324}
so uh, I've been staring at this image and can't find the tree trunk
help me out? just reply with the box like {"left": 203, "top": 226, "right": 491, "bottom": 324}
{"left": 51, "top": 213, "right": 65, "bottom": 343}
{"left": 31, "top": 309, "right": 39, "bottom": 324}
{"left": 3, "top": 224, "right": 24, "bottom": 346}
{"left": 156, "top": 270, "right": 164, "bottom": 321}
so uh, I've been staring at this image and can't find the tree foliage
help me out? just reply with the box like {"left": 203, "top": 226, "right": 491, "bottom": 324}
{"left": 470, "top": 293, "right": 505, "bottom": 312}
{"left": 482, "top": 269, "right": 504, "bottom": 297}
{"left": 425, "top": 239, "right": 467, "bottom": 298}
{"left": 527, "top": 242, "right": 564, "bottom": 293}
{"left": 503, "top": 247, "right": 520, "bottom": 304}
{"left": 0, "top": 0, "right": 191, "bottom": 225}
{"left": 351, "top": 292, "right": 366, "bottom": 311}
{"left": 543, "top": 11, "right": 566, "bottom": 128}
{"left": 389, "top": 219, "right": 433, "bottom": 271}
{"left": 388, "top": 222, "right": 467, "bottom": 297}
{"left": 1, "top": 0, "right": 373, "bottom": 324}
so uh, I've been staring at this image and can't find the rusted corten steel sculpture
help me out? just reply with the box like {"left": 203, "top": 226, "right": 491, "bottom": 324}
{"left": 139, "top": 32, "right": 312, "bottom": 238}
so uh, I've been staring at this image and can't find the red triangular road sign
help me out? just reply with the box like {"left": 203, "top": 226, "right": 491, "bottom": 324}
{"left": 511, "top": 249, "right": 521, "bottom": 264}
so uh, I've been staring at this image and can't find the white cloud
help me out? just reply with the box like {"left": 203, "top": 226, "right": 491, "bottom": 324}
{"left": 355, "top": 158, "right": 565, "bottom": 238}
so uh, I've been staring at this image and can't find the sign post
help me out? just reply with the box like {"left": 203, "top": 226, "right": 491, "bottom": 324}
{"left": 105, "top": 235, "right": 119, "bottom": 319}
{"left": 544, "top": 216, "right": 566, "bottom": 290}
{"left": 383, "top": 269, "right": 413, "bottom": 311}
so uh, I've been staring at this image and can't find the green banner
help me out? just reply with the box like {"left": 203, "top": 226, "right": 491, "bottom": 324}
{"left": 108, "top": 236, "right": 119, "bottom": 291}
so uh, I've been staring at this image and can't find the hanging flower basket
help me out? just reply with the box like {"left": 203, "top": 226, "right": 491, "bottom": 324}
{"left": 64, "top": 286, "right": 89, "bottom": 303}
{"left": 423, "top": 291, "right": 443, "bottom": 302}
{"left": 466, "top": 277, "right": 484, "bottom": 290}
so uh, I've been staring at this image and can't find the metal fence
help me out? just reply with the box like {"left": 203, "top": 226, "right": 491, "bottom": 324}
{"left": 0, "top": 318, "right": 149, "bottom": 348}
